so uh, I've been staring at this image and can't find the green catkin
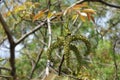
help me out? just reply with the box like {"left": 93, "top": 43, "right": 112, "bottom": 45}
{"left": 46, "top": 25, "right": 91, "bottom": 72}
{"left": 70, "top": 44, "right": 82, "bottom": 66}
{"left": 70, "top": 44, "right": 82, "bottom": 74}
{"left": 70, "top": 35, "right": 91, "bottom": 56}
{"left": 46, "top": 34, "right": 91, "bottom": 66}
{"left": 47, "top": 37, "right": 64, "bottom": 61}
{"left": 64, "top": 37, "right": 70, "bottom": 67}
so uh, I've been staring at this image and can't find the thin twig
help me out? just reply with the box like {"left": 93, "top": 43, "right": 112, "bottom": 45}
{"left": 0, "top": 36, "right": 7, "bottom": 45}
{"left": 34, "top": 33, "right": 48, "bottom": 46}
{"left": 29, "top": 48, "right": 44, "bottom": 79}
{"left": 99, "top": 0, "right": 120, "bottom": 9}
{"left": 3, "top": 0, "right": 17, "bottom": 20}
{"left": 47, "top": 18, "right": 52, "bottom": 48}
{"left": 64, "top": 0, "right": 120, "bottom": 16}
{"left": 78, "top": 0, "right": 120, "bottom": 9}
{"left": 50, "top": 66, "right": 82, "bottom": 80}
{"left": 24, "top": 51, "right": 36, "bottom": 66}
{"left": 15, "top": 16, "right": 56, "bottom": 45}
{"left": 102, "top": 19, "right": 120, "bottom": 37}
{"left": 72, "top": 22, "right": 82, "bottom": 34}
{"left": 58, "top": 54, "right": 65, "bottom": 76}
{"left": 113, "top": 39, "right": 119, "bottom": 80}
{"left": 47, "top": 0, "right": 51, "bottom": 9}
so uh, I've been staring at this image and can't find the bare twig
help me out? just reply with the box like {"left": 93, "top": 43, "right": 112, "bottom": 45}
{"left": 34, "top": 33, "right": 48, "bottom": 46}
{"left": 15, "top": 17, "right": 56, "bottom": 45}
{"left": 77, "top": 0, "right": 120, "bottom": 9}
{"left": 15, "top": 22, "right": 45, "bottom": 45}
{"left": 0, "top": 36, "right": 7, "bottom": 45}
{"left": 3, "top": 0, "right": 17, "bottom": 20}
{"left": 64, "top": 0, "right": 120, "bottom": 15}
{"left": 72, "top": 22, "right": 82, "bottom": 34}
{"left": 47, "top": 18, "right": 52, "bottom": 48}
{"left": 98, "top": 0, "right": 120, "bottom": 9}
{"left": 102, "top": 19, "right": 120, "bottom": 37}
{"left": 24, "top": 51, "right": 36, "bottom": 66}
{"left": 47, "top": 0, "right": 51, "bottom": 9}
{"left": 29, "top": 48, "right": 44, "bottom": 79}
{"left": 113, "top": 39, "right": 119, "bottom": 80}
{"left": 58, "top": 54, "right": 65, "bottom": 76}
{"left": 50, "top": 66, "right": 82, "bottom": 80}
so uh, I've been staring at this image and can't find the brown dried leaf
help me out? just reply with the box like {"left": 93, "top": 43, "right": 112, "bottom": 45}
{"left": 72, "top": 3, "right": 88, "bottom": 10}
{"left": 80, "top": 15, "right": 86, "bottom": 22}
{"left": 91, "top": 15, "right": 95, "bottom": 23}
{"left": 33, "top": 10, "right": 45, "bottom": 21}
{"left": 87, "top": 13, "right": 91, "bottom": 21}
{"left": 82, "top": 9, "right": 96, "bottom": 14}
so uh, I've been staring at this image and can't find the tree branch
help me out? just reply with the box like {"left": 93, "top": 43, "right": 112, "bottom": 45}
{"left": 29, "top": 48, "right": 44, "bottom": 79}
{"left": 113, "top": 39, "right": 119, "bottom": 79}
{"left": 0, "top": 13, "right": 16, "bottom": 79}
{"left": 47, "top": 18, "right": 52, "bottom": 48}
{"left": 58, "top": 54, "right": 65, "bottom": 76}
{"left": 15, "top": 16, "right": 56, "bottom": 45}
{"left": 15, "top": 21, "right": 46, "bottom": 45}
{"left": 3, "top": 0, "right": 17, "bottom": 20}
{"left": 0, "top": 36, "right": 7, "bottom": 45}
{"left": 0, "top": 13, "right": 15, "bottom": 44}
{"left": 77, "top": 0, "right": 120, "bottom": 9}
{"left": 98, "top": 0, "right": 120, "bottom": 9}
{"left": 67, "top": 0, "right": 120, "bottom": 9}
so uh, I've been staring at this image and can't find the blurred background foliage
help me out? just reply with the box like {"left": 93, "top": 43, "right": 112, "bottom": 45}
{"left": 0, "top": 0, "right": 120, "bottom": 80}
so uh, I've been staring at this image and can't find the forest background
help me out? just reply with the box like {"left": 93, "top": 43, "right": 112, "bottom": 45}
{"left": 0, "top": 0, "right": 120, "bottom": 80}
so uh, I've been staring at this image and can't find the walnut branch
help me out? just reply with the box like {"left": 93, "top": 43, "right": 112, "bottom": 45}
{"left": 0, "top": 13, "right": 15, "bottom": 44}
{"left": 29, "top": 48, "right": 44, "bottom": 79}
{"left": 15, "top": 22, "right": 46, "bottom": 45}
{"left": 58, "top": 54, "right": 65, "bottom": 76}
{"left": 0, "top": 13, "right": 16, "bottom": 79}
{"left": 97, "top": 0, "right": 120, "bottom": 9}
{"left": 15, "top": 16, "right": 56, "bottom": 45}
{"left": 77, "top": 0, "right": 120, "bottom": 9}
{"left": 47, "top": 18, "right": 52, "bottom": 48}
{"left": 67, "top": 0, "right": 120, "bottom": 9}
